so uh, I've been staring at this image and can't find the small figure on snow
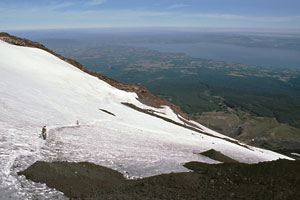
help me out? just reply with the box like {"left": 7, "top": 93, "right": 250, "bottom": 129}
{"left": 41, "top": 125, "right": 47, "bottom": 140}
{"left": 76, "top": 120, "right": 80, "bottom": 126}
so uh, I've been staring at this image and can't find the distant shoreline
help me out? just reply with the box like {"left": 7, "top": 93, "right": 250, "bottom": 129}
{"left": 125, "top": 42, "right": 300, "bottom": 70}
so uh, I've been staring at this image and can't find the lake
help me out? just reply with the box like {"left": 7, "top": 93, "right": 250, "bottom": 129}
{"left": 127, "top": 42, "right": 300, "bottom": 69}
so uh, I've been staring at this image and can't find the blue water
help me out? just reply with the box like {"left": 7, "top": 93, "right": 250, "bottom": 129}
{"left": 128, "top": 42, "right": 300, "bottom": 69}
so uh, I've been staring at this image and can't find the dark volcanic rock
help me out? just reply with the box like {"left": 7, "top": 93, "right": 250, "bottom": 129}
{"left": 18, "top": 161, "right": 125, "bottom": 199}
{"left": 19, "top": 160, "right": 300, "bottom": 200}
{"left": 200, "top": 149, "right": 239, "bottom": 163}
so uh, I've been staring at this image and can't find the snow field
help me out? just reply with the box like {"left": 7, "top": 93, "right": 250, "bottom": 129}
{"left": 0, "top": 40, "right": 292, "bottom": 199}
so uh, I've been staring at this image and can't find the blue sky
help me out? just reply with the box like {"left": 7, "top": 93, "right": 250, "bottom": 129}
{"left": 1, "top": 0, "right": 300, "bottom": 31}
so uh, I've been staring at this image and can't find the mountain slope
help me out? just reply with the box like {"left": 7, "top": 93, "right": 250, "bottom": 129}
{"left": 0, "top": 35, "right": 291, "bottom": 199}
{"left": 0, "top": 32, "right": 185, "bottom": 116}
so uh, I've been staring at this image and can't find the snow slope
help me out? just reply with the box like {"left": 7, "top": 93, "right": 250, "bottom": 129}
{"left": 0, "top": 40, "right": 292, "bottom": 199}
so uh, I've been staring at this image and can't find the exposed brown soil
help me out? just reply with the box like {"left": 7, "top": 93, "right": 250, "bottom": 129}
{"left": 19, "top": 159, "right": 300, "bottom": 200}
{"left": 0, "top": 32, "right": 187, "bottom": 119}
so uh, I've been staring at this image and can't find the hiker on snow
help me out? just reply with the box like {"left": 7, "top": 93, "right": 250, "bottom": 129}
{"left": 41, "top": 125, "right": 47, "bottom": 140}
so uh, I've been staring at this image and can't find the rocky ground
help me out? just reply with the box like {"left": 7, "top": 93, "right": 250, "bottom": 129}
{"left": 19, "top": 158, "right": 300, "bottom": 200}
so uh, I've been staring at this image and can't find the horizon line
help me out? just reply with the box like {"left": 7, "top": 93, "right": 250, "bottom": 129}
{"left": 4, "top": 26, "right": 300, "bottom": 34}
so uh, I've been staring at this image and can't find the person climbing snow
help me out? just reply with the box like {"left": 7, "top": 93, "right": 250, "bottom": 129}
{"left": 41, "top": 125, "right": 47, "bottom": 140}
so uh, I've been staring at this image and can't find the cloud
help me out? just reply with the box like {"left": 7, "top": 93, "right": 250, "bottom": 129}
{"left": 48, "top": 2, "right": 73, "bottom": 10}
{"left": 252, "top": 16, "right": 300, "bottom": 23}
{"left": 87, "top": 0, "right": 107, "bottom": 6}
{"left": 1, "top": 3, "right": 299, "bottom": 31}
{"left": 190, "top": 13, "right": 245, "bottom": 20}
{"left": 189, "top": 13, "right": 300, "bottom": 23}
{"left": 168, "top": 4, "right": 188, "bottom": 9}
{"left": 59, "top": 9, "right": 173, "bottom": 21}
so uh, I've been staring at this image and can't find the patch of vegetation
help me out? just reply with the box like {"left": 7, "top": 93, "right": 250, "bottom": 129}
{"left": 81, "top": 46, "right": 300, "bottom": 129}
{"left": 194, "top": 109, "right": 300, "bottom": 151}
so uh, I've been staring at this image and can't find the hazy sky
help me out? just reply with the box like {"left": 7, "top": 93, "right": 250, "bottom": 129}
{"left": 1, "top": 0, "right": 300, "bottom": 31}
